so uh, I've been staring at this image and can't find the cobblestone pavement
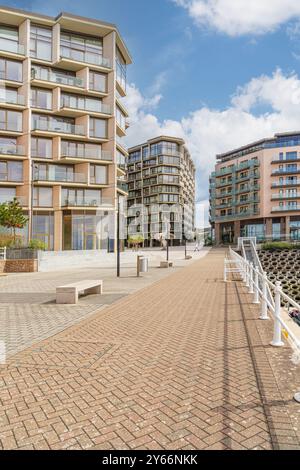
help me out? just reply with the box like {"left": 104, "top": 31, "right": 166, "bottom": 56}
{"left": 0, "top": 249, "right": 300, "bottom": 450}
{"left": 0, "top": 251, "right": 208, "bottom": 358}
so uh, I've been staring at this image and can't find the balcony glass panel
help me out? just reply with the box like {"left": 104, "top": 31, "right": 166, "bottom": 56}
{"left": 0, "top": 58, "right": 22, "bottom": 82}
{"left": 0, "top": 137, "right": 23, "bottom": 155}
{"left": 0, "top": 160, "right": 22, "bottom": 181}
{"left": 61, "top": 93, "right": 110, "bottom": 114}
{"left": 0, "top": 109, "right": 22, "bottom": 132}
{"left": 0, "top": 26, "right": 24, "bottom": 55}
{"left": 32, "top": 115, "right": 84, "bottom": 135}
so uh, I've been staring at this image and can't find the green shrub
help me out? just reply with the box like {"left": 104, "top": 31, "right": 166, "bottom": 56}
{"left": 0, "top": 233, "right": 23, "bottom": 248}
{"left": 28, "top": 239, "right": 47, "bottom": 250}
{"left": 261, "top": 241, "right": 300, "bottom": 251}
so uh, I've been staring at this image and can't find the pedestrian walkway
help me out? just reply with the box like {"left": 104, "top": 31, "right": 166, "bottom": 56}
{"left": 0, "top": 249, "right": 299, "bottom": 450}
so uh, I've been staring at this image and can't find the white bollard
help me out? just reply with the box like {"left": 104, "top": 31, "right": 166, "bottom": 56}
{"left": 271, "top": 281, "right": 284, "bottom": 347}
{"left": 260, "top": 271, "right": 269, "bottom": 320}
{"left": 253, "top": 267, "right": 260, "bottom": 304}
{"left": 248, "top": 262, "right": 254, "bottom": 294}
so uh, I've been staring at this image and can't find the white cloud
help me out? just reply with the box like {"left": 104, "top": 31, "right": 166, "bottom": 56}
{"left": 125, "top": 69, "right": 300, "bottom": 225}
{"left": 173, "top": 0, "right": 300, "bottom": 36}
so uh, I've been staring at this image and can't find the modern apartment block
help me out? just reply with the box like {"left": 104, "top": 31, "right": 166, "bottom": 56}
{"left": 0, "top": 6, "right": 131, "bottom": 251}
{"left": 209, "top": 132, "right": 300, "bottom": 244}
{"left": 127, "top": 136, "right": 196, "bottom": 246}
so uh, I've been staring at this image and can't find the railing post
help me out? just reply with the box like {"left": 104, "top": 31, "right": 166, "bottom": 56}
{"left": 260, "top": 271, "right": 269, "bottom": 320}
{"left": 248, "top": 262, "right": 254, "bottom": 294}
{"left": 245, "top": 262, "right": 250, "bottom": 288}
{"left": 253, "top": 267, "right": 259, "bottom": 304}
{"left": 271, "top": 281, "right": 284, "bottom": 347}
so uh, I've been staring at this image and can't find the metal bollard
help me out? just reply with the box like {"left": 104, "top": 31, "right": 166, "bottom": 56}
{"left": 271, "top": 281, "right": 284, "bottom": 347}
{"left": 248, "top": 262, "right": 254, "bottom": 294}
{"left": 260, "top": 271, "right": 269, "bottom": 320}
{"left": 253, "top": 267, "right": 259, "bottom": 304}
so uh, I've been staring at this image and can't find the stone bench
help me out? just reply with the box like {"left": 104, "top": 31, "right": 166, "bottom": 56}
{"left": 160, "top": 261, "right": 173, "bottom": 268}
{"left": 56, "top": 280, "right": 103, "bottom": 304}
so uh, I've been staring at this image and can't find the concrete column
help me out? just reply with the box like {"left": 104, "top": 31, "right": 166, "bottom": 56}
{"left": 215, "top": 223, "right": 221, "bottom": 245}
{"left": 266, "top": 218, "right": 272, "bottom": 240}
{"left": 285, "top": 216, "right": 290, "bottom": 241}
{"left": 54, "top": 210, "right": 63, "bottom": 252}
{"left": 234, "top": 220, "right": 241, "bottom": 244}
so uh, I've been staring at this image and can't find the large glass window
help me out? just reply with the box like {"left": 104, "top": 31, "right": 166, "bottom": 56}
{"left": 31, "top": 137, "right": 52, "bottom": 159}
{"left": 116, "top": 106, "right": 126, "bottom": 130}
{"left": 90, "top": 118, "right": 107, "bottom": 139}
{"left": 89, "top": 71, "right": 106, "bottom": 92}
{"left": 0, "top": 58, "right": 22, "bottom": 81}
{"left": 30, "top": 25, "right": 52, "bottom": 61}
{"left": 0, "top": 109, "right": 22, "bottom": 132}
{"left": 61, "top": 93, "right": 103, "bottom": 112}
{"left": 32, "top": 213, "right": 54, "bottom": 250}
{"left": 151, "top": 141, "right": 179, "bottom": 157}
{"left": 63, "top": 213, "right": 108, "bottom": 250}
{"left": 0, "top": 187, "right": 16, "bottom": 203}
{"left": 33, "top": 187, "right": 52, "bottom": 207}
{"left": 116, "top": 47, "right": 126, "bottom": 90}
{"left": 0, "top": 137, "right": 18, "bottom": 155}
{"left": 0, "top": 160, "right": 23, "bottom": 181}
{"left": 0, "top": 26, "right": 19, "bottom": 54}
{"left": 90, "top": 165, "right": 107, "bottom": 184}
{"left": 60, "top": 32, "right": 104, "bottom": 66}
{"left": 31, "top": 88, "right": 52, "bottom": 109}
{"left": 61, "top": 188, "right": 102, "bottom": 207}
{"left": 61, "top": 141, "right": 102, "bottom": 159}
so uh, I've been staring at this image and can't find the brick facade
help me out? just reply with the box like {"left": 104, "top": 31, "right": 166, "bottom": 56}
{"left": 0, "top": 259, "right": 37, "bottom": 273}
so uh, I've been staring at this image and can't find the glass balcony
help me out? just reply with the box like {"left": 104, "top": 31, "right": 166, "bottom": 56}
{"left": 60, "top": 97, "right": 111, "bottom": 115}
{"left": 0, "top": 92, "right": 25, "bottom": 106}
{"left": 272, "top": 206, "right": 300, "bottom": 212}
{"left": 0, "top": 144, "right": 24, "bottom": 155}
{"left": 271, "top": 180, "right": 300, "bottom": 187}
{"left": 60, "top": 47, "right": 111, "bottom": 69}
{"left": 272, "top": 194, "right": 300, "bottom": 200}
{"left": 0, "top": 41, "right": 25, "bottom": 55}
{"left": 0, "top": 173, "right": 22, "bottom": 182}
{"left": 34, "top": 172, "right": 87, "bottom": 183}
{"left": 272, "top": 168, "right": 300, "bottom": 175}
{"left": 32, "top": 120, "right": 85, "bottom": 136}
{"left": 31, "top": 68, "right": 84, "bottom": 88}
{"left": 0, "top": 194, "right": 26, "bottom": 205}
{"left": 117, "top": 181, "right": 128, "bottom": 192}
{"left": 61, "top": 197, "right": 114, "bottom": 208}
{"left": 61, "top": 146, "right": 112, "bottom": 161}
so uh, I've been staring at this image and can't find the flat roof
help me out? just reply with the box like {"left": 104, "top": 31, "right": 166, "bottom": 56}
{"left": 0, "top": 5, "right": 132, "bottom": 64}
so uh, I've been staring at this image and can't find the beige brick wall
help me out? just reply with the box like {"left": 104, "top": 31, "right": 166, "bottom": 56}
{"left": 0, "top": 259, "right": 37, "bottom": 273}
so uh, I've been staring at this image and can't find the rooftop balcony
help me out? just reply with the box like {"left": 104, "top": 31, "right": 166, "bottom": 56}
{"left": 32, "top": 120, "right": 85, "bottom": 136}
{"left": 60, "top": 47, "right": 111, "bottom": 69}
{"left": 31, "top": 68, "right": 84, "bottom": 89}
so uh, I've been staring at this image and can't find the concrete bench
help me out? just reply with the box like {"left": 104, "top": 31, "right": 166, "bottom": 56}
{"left": 160, "top": 261, "right": 173, "bottom": 268}
{"left": 56, "top": 280, "right": 103, "bottom": 304}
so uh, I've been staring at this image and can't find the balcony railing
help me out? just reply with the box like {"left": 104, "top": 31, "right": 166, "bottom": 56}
{"left": 60, "top": 98, "right": 111, "bottom": 115}
{"left": 0, "top": 144, "right": 24, "bottom": 156}
{"left": 0, "top": 195, "right": 26, "bottom": 205}
{"left": 32, "top": 120, "right": 85, "bottom": 136}
{"left": 271, "top": 194, "right": 300, "bottom": 200}
{"left": 271, "top": 180, "right": 300, "bottom": 187}
{"left": 61, "top": 197, "right": 114, "bottom": 208}
{"left": 0, "top": 41, "right": 25, "bottom": 55}
{"left": 61, "top": 147, "right": 113, "bottom": 161}
{"left": 272, "top": 206, "right": 300, "bottom": 212}
{"left": 33, "top": 172, "right": 87, "bottom": 183}
{"left": 117, "top": 181, "right": 128, "bottom": 192}
{"left": 0, "top": 173, "right": 23, "bottom": 182}
{"left": 31, "top": 68, "right": 84, "bottom": 88}
{"left": 0, "top": 93, "right": 25, "bottom": 105}
{"left": 60, "top": 47, "right": 111, "bottom": 69}
{"left": 272, "top": 169, "right": 300, "bottom": 175}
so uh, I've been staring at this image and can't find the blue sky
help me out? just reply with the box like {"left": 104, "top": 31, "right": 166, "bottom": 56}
{"left": 5, "top": 0, "right": 300, "bottom": 222}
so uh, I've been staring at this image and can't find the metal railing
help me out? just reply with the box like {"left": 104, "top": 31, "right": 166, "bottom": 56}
{"left": 225, "top": 242, "right": 300, "bottom": 403}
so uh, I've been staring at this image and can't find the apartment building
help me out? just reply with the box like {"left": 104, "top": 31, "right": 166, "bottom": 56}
{"left": 127, "top": 136, "right": 196, "bottom": 246}
{"left": 0, "top": 6, "right": 131, "bottom": 251}
{"left": 209, "top": 132, "right": 300, "bottom": 244}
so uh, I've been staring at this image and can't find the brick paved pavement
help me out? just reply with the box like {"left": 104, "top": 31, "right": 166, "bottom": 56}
{"left": 0, "top": 249, "right": 300, "bottom": 450}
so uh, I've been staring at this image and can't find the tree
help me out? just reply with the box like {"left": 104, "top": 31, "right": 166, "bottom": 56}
{"left": 0, "top": 198, "right": 28, "bottom": 245}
